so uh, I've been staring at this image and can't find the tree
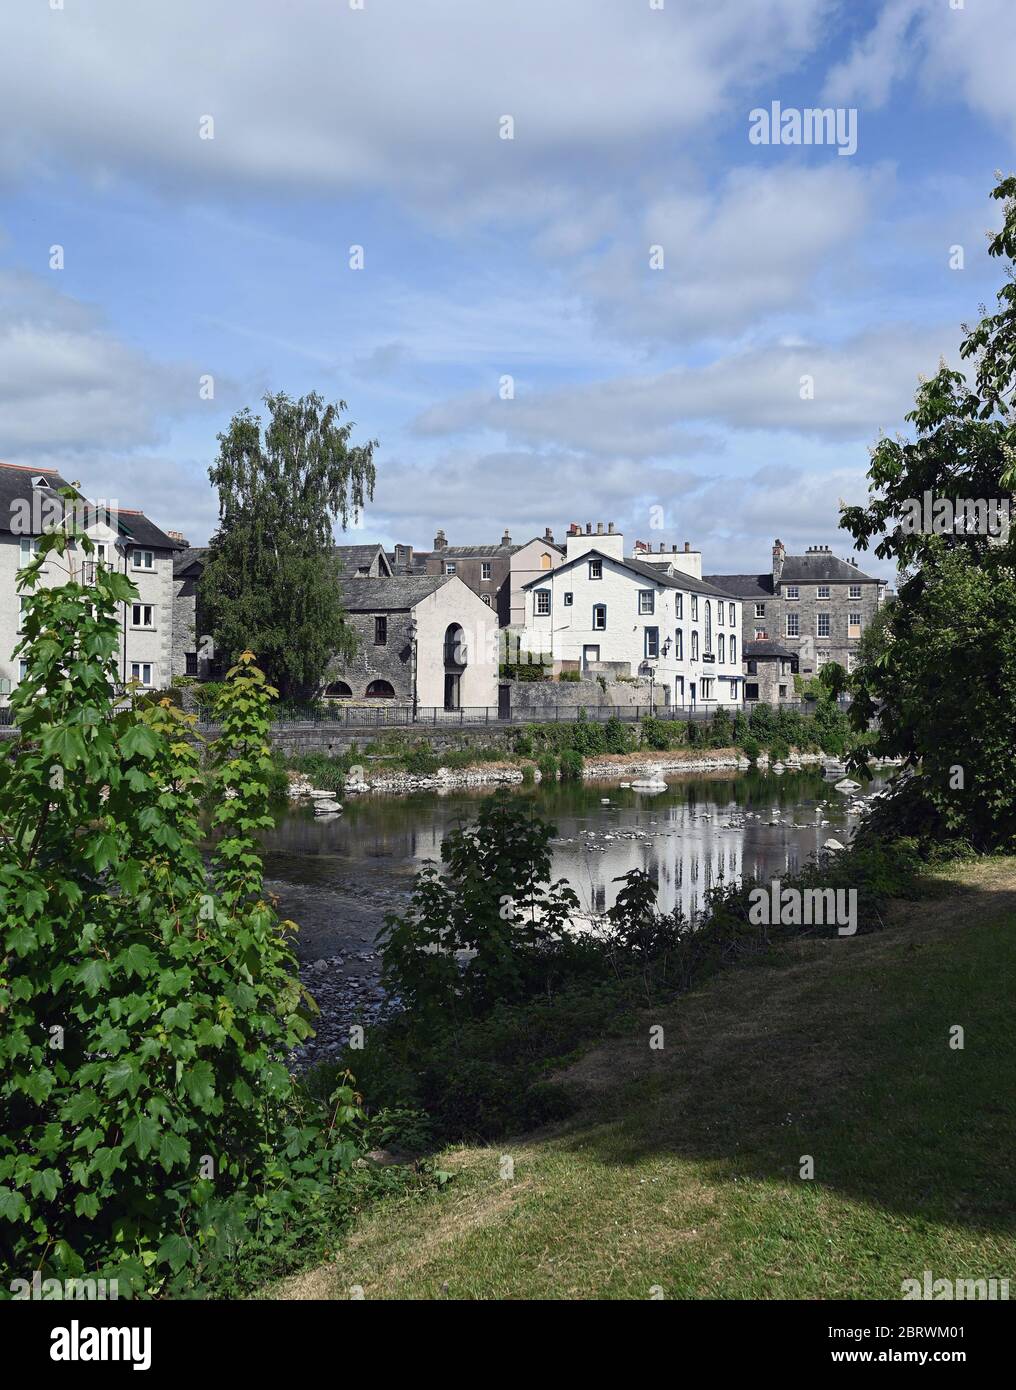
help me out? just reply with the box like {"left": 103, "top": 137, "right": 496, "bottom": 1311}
{"left": 200, "top": 391, "right": 377, "bottom": 703}
{"left": 839, "top": 175, "right": 1016, "bottom": 849}
{"left": 0, "top": 526, "right": 362, "bottom": 1292}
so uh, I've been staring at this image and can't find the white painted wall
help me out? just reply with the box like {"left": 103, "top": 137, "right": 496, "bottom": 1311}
{"left": 522, "top": 552, "right": 742, "bottom": 706}
{"left": 413, "top": 575, "right": 499, "bottom": 708}
{"left": 0, "top": 527, "right": 176, "bottom": 697}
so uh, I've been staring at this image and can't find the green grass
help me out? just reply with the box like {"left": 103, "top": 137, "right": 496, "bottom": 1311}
{"left": 272, "top": 859, "right": 1016, "bottom": 1300}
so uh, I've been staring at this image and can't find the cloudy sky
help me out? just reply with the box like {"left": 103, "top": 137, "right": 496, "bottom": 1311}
{"left": 1, "top": 0, "right": 1014, "bottom": 578}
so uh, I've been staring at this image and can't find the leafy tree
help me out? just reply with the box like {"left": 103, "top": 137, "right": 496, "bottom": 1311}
{"left": 0, "top": 530, "right": 363, "bottom": 1293}
{"left": 378, "top": 796, "right": 581, "bottom": 1025}
{"left": 839, "top": 175, "right": 1016, "bottom": 848}
{"left": 200, "top": 391, "right": 377, "bottom": 703}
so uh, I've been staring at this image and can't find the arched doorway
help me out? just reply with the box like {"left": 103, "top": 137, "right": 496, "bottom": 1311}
{"left": 443, "top": 623, "right": 466, "bottom": 710}
{"left": 365, "top": 679, "right": 395, "bottom": 699}
{"left": 325, "top": 680, "right": 352, "bottom": 699}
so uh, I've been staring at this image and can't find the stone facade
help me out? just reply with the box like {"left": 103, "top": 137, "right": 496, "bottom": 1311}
{"left": 707, "top": 539, "right": 887, "bottom": 682}
{"left": 742, "top": 641, "right": 800, "bottom": 704}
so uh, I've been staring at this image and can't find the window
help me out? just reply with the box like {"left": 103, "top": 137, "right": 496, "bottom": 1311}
{"left": 848, "top": 611, "right": 861, "bottom": 639}
{"left": 588, "top": 558, "right": 602, "bottom": 580}
{"left": 540, "top": 553, "right": 552, "bottom": 570}
{"left": 728, "top": 603, "right": 735, "bottom": 626}
{"left": 849, "top": 583, "right": 861, "bottom": 599}
{"left": 638, "top": 590, "right": 655, "bottom": 615}
{"left": 747, "top": 659, "right": 758, "bottom": 675}
{"left": 730, "top": 636, "right": 736, "bottom": 664}
{"left": 132, "top": 549, "right": 154, "bottom": 570}
{"left": 754, "top": 602, "right": 766, "bottom": 618}
{"left": 19, "top": 659, "right": 29, "bottom": 684}
{"left": 481, "top": 561, "right": 492, "bottom": 581}
{"left": 131, "top": 663, "right": 153, "bottom": 687}
{"left": 786, "top": 612, "right": 800, "bottom": 637}
{"left": 95, "top": 543, "right": 108, "bottom": 567}
{"left": 131, "top": 603, "right": 154, "bottom": 628}
{"left": 817, "top": 613, "right": 831, "bottom": 638}
{"left": 718, "top": 633, "right": 725, "bottom": 663}
{"left": 444, "top": 562, "right": 456, "bottom": 575}
{"left": 704, "top": 601, "right": 712, "bottom": 653}
{"left": 365, "top": 680, "right": 395, "bottom": 699}
{"left": 785, "top": 584, "right": 799, "bottom": 600}
{"left": 778, "top": 684, "right": 787, "bottom": 698}
{"left": 675, "top": 593, "right": 683, "bottom": 619}
{"left": 691, "top": 595, "right": 698, "bottom": 620}
{"left": 644, "top": 627, "right": 659, "bottom": 658}
{"left": 817, "top": 585, "right": 830, "bottom": 599}
{"left": 481, "top": 595, "right": 491, "bottom": 606}
{"left": 325, "top": 681, "right": 352, "bottom": 697}
{"left": 19, "top": 537, "right": 44, "bottom": 567}
{"left": 674, "top": 629, "right": 683, "bottom": 659}
{"left": 593, "top": 603, "right": 607, "bottom": 630}
{"left": 745, "top": 682, "right": 759, "bottom": 701}
{"left": 185, "top": 652, "right": 198, "bottom": 676}
{"left": 717, "top": 604, "right": 724, "bottom": 627}
{"left": 700, "top": 679, "right": 713, "bottom": 699}
{"left": 754, "top": 627, "right": 766, "bottom": 640}
{"left": 691, "top": 631, "right": 699, "bottom": 660}
{"left": 374, "top": 615, "right": 388, "bottom": 645}
{"left": 563, "top": 591, "right": 573, "bottom": 606}
{"left": 535, "top": 590, "right": 551, "bottom": 616}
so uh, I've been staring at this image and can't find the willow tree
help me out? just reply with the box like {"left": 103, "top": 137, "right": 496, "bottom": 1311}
{"left": 840, "top": 175, "right": 1016, "bottom": 851}
{"left": 200, "top": 392, "right": 377, "bottom": 702}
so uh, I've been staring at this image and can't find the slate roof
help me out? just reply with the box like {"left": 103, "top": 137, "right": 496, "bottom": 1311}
{"left": 524, "top": 549, "right": 737, "bottom": 600}
{"left": 744, "top": 640, "right": 799, "bottom": 660}
{"left": 335, "top": 543, "right": 392, "bottom": 575}
{"left": 779, "top": 552, "right": 880, "bottom": 585}
{"left": 0, "top": 461, "right": 71, "bottom": 534}
{"left": 705, "top": 573, "right": 774, "bottom": 599}
{"left": 340, "top": 575, "right": 450, "bottom": 611}
{"left": 117, "top": 509, "right": 188, "bottom": 551}
{"left": 436, "top": 543, "right": 520, "bottom": 558}
{"left": 173, "top": 546, "right": 208, "bottom": 577}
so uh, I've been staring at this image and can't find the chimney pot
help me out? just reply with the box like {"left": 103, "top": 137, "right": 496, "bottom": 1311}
{"left": 434, "top": 528, "right": 447, "bottom": 551}
{"left": 607, "top": 521, "right": 615, "bottom": 534}
{"left": 586, "top": 522, "right": 592, "bottom": 534}
{"left": 544, "top": 526, "right": 554, "bottom": 543}
{"left": 502, "top": 528, "right": 511, "bottom": 545}
{"left": 684, "top": 541, "right": 690, "bottom": 553}
{"left": 596, "top": 521, "right": 604, "bottom": 535}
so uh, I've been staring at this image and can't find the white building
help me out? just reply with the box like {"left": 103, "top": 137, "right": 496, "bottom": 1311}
{"left": 0, "top": 462, "right": 186, "bottom": 700}
{"left": 521, "top": 523, "right": 742, "bottom": 708}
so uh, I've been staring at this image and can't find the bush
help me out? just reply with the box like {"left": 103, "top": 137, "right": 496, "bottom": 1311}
{"left": 558, "top": 669, "right": 581, "bottom": 682}
{"left": 603, "top": 715, "right": 633, "bottom": 754}
{"left": 742, "top": 736, "right": 761, "bottom": 764}
{"left": 1, "top": 538, "right": 368, "bottom": 1296}
{"left": 537, "top": 753, "right": 558, "bottom": 781}
{"left": 640, "top": 715, "right": 672, "bottom": 751}
{"left": 559, "top": 748, "right": 584, "bottom": 780}
{"left": 403, "top": 742, "right": 439, "bottom": 776}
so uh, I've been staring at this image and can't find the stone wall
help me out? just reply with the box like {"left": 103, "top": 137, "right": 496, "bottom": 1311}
{"left": 330, "top": 609, "right": 415, "bottom": 701}
{"left": 510, "top": 676, "right": 664, "bottom": 714}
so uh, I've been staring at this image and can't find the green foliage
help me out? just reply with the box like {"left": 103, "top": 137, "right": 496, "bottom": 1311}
{"left": 378, "top": 796, "right": 582, "bottom": 1026}
{"left": 403, "top": 743, "right": 440, "bottom": 776}
{"left": 839, "top": 175, "right": 1016, "bottom": 850}
{"left": 558, "top": 669, "right": 581, "bottom": 682}
{"left": 537, "top": 753, "right": 558, "bottom": 781}
{"left": 0, "top": 544, "right": 371, "bottom": 1295}
{"left": 559, "top": 748, "right": 584, "bottom": 780}
{"left": 640, "top": 715, "right": 673, "bottom": 751}
{"left": 200, "top": 391, "right": 377, "bottom": 703}
{"left": 603, "top": 715, "right": 633, "bottom": 754}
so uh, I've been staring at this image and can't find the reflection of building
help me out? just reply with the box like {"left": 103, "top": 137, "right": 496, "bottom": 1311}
{"left": 707, "top": 539, "right": 887, "bottom": 683}
{"left": 328, "top": 574, "right": 499, "bottom": 709}
{"left": 522, "top": 523, "right": 742, "bottom": 707}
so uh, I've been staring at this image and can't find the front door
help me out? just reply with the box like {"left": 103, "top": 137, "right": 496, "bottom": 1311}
{"left": 582, "top": 644, "right": 600, "bottom": 671}
{"left": 444, "top": 673, "right": 460, "bottom": 710}
{"left": 689, "top": 681, "right": 696, "bottom": 705}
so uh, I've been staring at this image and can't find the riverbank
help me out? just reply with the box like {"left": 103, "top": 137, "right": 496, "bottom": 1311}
{"left": 272, "top": 855, "right": 1016, "bottom": 1300}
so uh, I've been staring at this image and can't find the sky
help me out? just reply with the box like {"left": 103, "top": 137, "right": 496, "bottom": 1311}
{"left": 1, "top": 0, "right": 1014, "bottom": 581}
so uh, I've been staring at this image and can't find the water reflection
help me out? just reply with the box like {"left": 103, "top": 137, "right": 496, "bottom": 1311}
{"left": 260, "top": 769, "right": 883, "bottom": 935}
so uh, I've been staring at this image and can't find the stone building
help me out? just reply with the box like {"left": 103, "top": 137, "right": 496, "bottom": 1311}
{"left": 388, "top": 528, "right": 564, "bottom": 626}
{"left": 0, "top": 461, "right": 186, "bottom": 700}
{"left": 335, "top": 543, "right": 392, "bottom": 578}
{"left": 327, "top": 573, "right": 499, "bottom": 709}
{"left": 172, "top": 547, "right": 210, "bottom": 679}
{"left": 707, "top": 540, "right": 887, "bottom": 680}
{"left": 742, "top": 640, "right": 800, "bottom": 704}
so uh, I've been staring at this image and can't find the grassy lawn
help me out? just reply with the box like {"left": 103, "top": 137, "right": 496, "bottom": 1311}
{"left": 272, "top": 859, "right": 1016, "bottom": 1300}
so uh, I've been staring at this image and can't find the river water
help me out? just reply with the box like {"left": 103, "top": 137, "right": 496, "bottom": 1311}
{"left": 263, "top": 768, "right": 884, "bottom": 962}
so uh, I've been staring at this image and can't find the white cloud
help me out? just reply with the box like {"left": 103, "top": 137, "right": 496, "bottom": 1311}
{"left": 0, "top": 270, "right": 202, "bottom": 452}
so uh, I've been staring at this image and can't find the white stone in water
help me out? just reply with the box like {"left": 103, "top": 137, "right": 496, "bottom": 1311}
{"left": 834, "top": 778, "right": 861, "bottom": 793}
{"left": 823, "top": 838, "right": 846, "bottom": 852}
{"left": 601, "top": 797, "right": 611, "bottom": 805}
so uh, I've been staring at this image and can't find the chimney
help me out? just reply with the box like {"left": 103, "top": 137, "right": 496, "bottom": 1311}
{"left": 772, "top": 538, "right": 786, "bottom": 584}
{"left": 659, "top": 542, "right": 665, "bottom": 553}
{"left": 568, "top": 522, "right": 581, "bottom": 535}
{"left": 684, "top": 541, "right": 691, "bottom": 553}
{"left": 434, "top": 528, "right": 447, "bottom": 551}
{"left": 607, "top": 521, "right": 615, "bottom": 534}
{"left": 502, "top": 528, "right": 511, "bottom": 545}
{"left": 167, "top": 530, "right": 188, "bottom": 544}
{"left": 596, "top": 522, "right": 604, "bottom": 535}
{"left": 586, "top": 522, "right": 592, "bottom": 535}
{"left": 544, "top": 526, "right": 554, "bottom": 544}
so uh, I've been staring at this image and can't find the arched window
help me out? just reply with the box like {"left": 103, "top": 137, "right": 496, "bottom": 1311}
{"left": 704, "top": 601, "right": 712, "bottom": 653}
{"left": 365, "top": 680, "right": 395, "bottom": 699}
{"left": 325, "top": 680, "right": 352, "bottom": 698}
{"left": 718, "top": 633, "right": 725, "bottom": 663}
{"left": 444, "top": 623, "right": 467, "bottom": 666}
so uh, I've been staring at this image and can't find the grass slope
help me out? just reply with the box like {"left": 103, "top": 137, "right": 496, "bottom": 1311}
{"left": 273, "top": 860, "right": 1016, "bottom": 1301}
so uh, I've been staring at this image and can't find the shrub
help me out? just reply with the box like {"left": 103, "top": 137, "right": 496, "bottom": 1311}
{"left": 403, "top": 742, "right": 439, "bottom": 776}
{"left": 640, "top": 715, "right": 671, "bottom": 751}
{"left": 559, "top": 748, "right": 584, "bottom": 780}
{"left": 537, "top": 753, "right": 558, "bottom": 781}
{"left": 742, "top": 736, "right": 762, "bottom": 764}
{"left": 558, "top": 669, "right": 581, "bottom": 682}
{"left": 603, "top": 715, "right": 633, "bottom": 755}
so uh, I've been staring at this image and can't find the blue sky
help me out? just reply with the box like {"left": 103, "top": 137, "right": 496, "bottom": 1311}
{"left": 1, "top": 0, "right": 1014, "bottom": 580}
